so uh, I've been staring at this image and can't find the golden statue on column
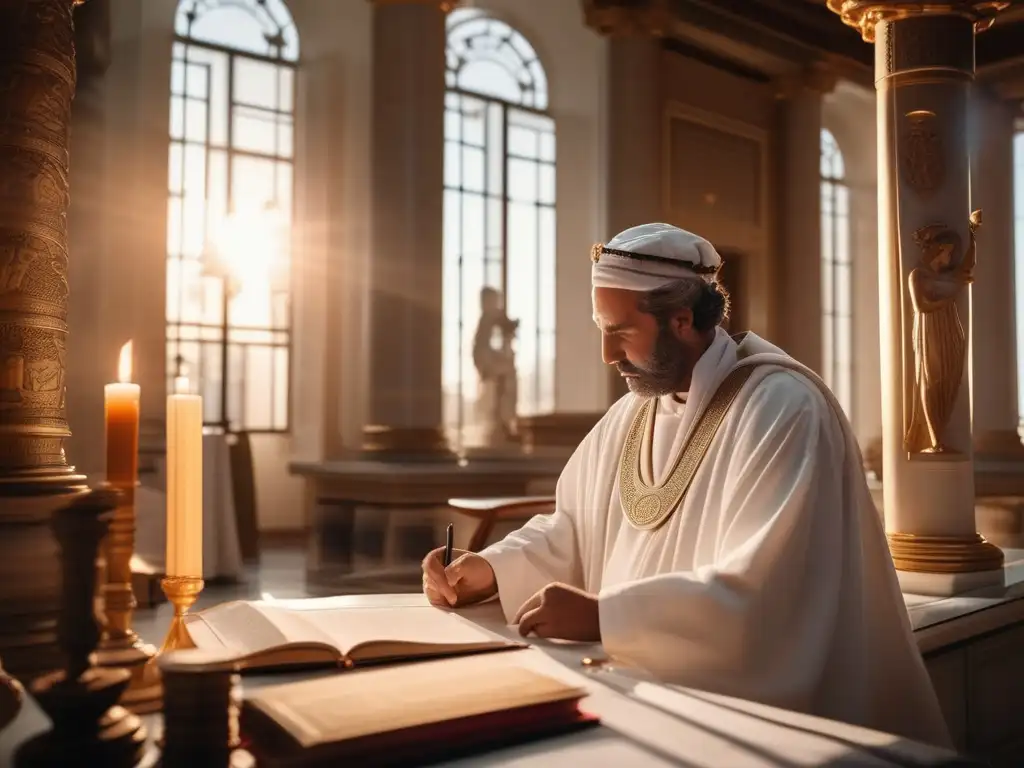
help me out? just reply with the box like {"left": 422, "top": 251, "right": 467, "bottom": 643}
{"left": 904, "top": 210, "right": 982, "bottom": 454}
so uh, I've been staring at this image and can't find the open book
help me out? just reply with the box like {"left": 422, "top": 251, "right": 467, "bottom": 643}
{"left": 241, "top": 652, "right": 598, "bottom": 767}
{"left": 183, "top": 595, "right": 523, "bottom": 671}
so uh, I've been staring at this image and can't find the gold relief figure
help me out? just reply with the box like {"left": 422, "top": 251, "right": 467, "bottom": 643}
{"left": 904, "top": 210, "right": 981, "bottom": 454}
{"left": 25, "top": 358, "right": 60, "bottom": 392}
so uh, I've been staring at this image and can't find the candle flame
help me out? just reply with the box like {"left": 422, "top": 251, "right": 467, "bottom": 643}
{"left": 174, "top": 375, "right": 191, "bottom": 395}
{"left": 118, "top": 341, "right": 133, "bottom": 383}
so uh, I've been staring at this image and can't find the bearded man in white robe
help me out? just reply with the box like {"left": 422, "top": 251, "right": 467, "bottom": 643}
{"left": 422, "top": 223, "right": 951, "bottom": 747}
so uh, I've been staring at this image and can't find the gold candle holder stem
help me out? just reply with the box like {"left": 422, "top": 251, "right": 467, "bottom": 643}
{"left": 140, "top": 576, "right": 204, "bottom": 707}
{"left": 99, "top": 480, "right": 140, "bottom": 643}
{"left": 157, "top": 576, "right": 204, "bottom": 654}
{"left": 94, "top": 481, "right": 162, "bottom": 714}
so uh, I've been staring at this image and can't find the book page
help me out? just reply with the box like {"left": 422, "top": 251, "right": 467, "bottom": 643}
{"left": 248, "top": 652, "right": 587, "bottom": 748}
{"left": 295, "top": 605, "right": 504, "bottom": 657}
{"left": 185, "top": 602, "right": 336, "bottom": 655}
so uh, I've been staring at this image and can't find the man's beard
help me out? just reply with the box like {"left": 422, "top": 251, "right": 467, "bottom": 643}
{"left": 617, "top": 326, "right": 690, "bottom": 398}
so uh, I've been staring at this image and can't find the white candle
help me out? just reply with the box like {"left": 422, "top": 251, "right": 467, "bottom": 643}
{"left": 166, "top": 375, "right": 203, "bottom": 578}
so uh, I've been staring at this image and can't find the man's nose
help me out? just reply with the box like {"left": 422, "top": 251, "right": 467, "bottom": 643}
{"left": 601, "top": 335, "right": 622, "bottom": 366}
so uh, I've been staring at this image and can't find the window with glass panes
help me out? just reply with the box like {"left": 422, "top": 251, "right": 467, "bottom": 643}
{"left": 820, "top": 127, "right": 852, "bottom": 417}
{"left": 443, "top": 9, "right": 556, "bottom": 448}
{"left": 167, "top": 0, "right": 297, "bottom": 432}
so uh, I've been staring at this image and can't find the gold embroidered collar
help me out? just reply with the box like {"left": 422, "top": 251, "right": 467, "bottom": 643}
{"left": 618, "top": 364, "right": 757, "bottom": 530}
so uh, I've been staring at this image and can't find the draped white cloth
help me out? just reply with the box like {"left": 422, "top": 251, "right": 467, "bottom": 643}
{"left": 480, "top": 328, "right": 951, "bottom": 748}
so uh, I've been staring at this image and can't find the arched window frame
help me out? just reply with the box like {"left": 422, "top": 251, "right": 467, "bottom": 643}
{"left": 442, "top": 9, "right": 557, "bottom": 448}
{"left": 820, "top": 127, "right": 853, "bottom": 417}
{"left": 167, "top": 0, "right": 298, "bottom": 432}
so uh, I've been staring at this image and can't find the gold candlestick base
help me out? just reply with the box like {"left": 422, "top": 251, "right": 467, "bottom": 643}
{"left": 157, "top": 576, "right": 204, "bottom": 653}
{"left": 140, "top": 576, "right": 205, "bottom": 708}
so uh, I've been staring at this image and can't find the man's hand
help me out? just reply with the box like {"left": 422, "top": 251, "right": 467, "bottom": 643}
{"left": 514, "top": 583, "right": 601, "bottom": 642}
{"left": 421, "top": 547, "right": 498, "bottom": 608}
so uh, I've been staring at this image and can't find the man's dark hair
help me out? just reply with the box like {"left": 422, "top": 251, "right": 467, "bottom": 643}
{"left": 637, "top": 278, "right": 731, "bottom": 333}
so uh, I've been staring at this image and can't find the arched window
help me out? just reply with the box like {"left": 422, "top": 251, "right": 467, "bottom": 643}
{"left": 167, "top": 0, "right": 298, "bottom": 431}
{"left": 820, "top": 127, "right": 852, "bottom": 416}
{"left": 443, "top": 9, "right": 556, "bottom": 449}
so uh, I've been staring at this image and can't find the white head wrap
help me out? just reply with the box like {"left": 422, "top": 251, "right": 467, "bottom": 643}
{"left": 591, "top": 223, "right": 722, "bottom": 291}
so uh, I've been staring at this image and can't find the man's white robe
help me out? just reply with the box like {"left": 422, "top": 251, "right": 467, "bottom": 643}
{"left": 480, "top": 328, "right": 951, "bottom": 747}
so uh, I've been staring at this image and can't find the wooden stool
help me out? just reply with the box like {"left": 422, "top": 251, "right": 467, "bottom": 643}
{"left": 447, "top": 496, "right": 555, "bottom": 551}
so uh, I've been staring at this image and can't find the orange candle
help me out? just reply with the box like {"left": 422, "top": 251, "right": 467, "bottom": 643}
{"left": 105, "top": 340, "right": 140, "bottom": 486}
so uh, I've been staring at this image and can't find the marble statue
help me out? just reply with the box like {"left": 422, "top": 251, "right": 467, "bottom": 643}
{"left": 904, "top": 210, "right": 981, "bottom": 454}
{"left": 472, "top": 287, "right": 519, "bottom": 445}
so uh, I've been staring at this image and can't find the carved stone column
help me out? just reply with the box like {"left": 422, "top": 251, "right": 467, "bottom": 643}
{"left": 828, "top": 1, "right": 1007, "bottom": 594}
{"left": 362, "top": 0, "right": 454, "bottom": 457}
{"left": 0, "top": 0, "right": 89, "bottom": 679}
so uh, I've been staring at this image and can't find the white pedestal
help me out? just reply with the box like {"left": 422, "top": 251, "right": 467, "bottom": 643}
{"left": 897, "top": 567, "right": 1005, "bottom": 597}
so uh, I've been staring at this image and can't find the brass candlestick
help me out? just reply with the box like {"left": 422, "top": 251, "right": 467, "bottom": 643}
{"left": 140, "top": 576, "right": 204, "bottom": 700}
{"left": 157, "top": 576, "right": 204, "bottom": 653}
{"left": 95, "top": 480, "right": 162, "bottom": 713}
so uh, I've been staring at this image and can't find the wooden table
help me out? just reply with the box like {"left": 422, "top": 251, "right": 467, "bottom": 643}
{"left": 0, "top": 595, "right": 980, "bottom": 767}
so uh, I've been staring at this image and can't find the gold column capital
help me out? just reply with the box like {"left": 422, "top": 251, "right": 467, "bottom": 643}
{"left": 369, "top": 0, "right": 460, "bottom": 11}
{"left": 581, "top": 0, "right": 674, "bottom": 37}
{"left": 827, "top": 1, "right": 1010, "bottom": 42}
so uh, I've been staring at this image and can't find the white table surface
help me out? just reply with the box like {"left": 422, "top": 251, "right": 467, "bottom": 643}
{"left": 0, "top": 594, "right": 978, "bottom": 767}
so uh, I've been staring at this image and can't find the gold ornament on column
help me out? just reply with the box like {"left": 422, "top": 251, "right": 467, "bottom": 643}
{"left": 904, "top": 211, "right": 981, "bottom": 455}
{"left": 826, "top": 1, "right": 1010, "bottom": 42}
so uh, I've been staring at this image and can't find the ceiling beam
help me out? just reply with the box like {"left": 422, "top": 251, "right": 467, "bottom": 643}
{"left": 667, "top": 0, "right": 872, "bottom": 82}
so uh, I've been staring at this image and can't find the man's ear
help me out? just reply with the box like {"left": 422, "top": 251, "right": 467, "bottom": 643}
{"left": 669, "top": 308, "right": 694, "bottom": 339}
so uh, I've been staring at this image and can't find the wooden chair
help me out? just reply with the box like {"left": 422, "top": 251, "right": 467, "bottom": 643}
{"left": 447, "top": 496, "right": 555, "bottom": 552}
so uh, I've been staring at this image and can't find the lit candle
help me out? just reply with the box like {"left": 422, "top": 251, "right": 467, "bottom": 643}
{"left": 105, "top": 340, "right": 140, "bottom": 486}
{"left": 166, "top": 375, "right": 203, "bottom": 577}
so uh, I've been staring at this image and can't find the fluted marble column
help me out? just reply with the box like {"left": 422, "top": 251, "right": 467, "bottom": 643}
{"left": 362, "top": 0, "right": 453, "bottom": 457}
{"left": 828, "top": 1, "right": 1007, "bottom": 594}
{"left": 0, "top": 0, "right": 90, "bottom": 679}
